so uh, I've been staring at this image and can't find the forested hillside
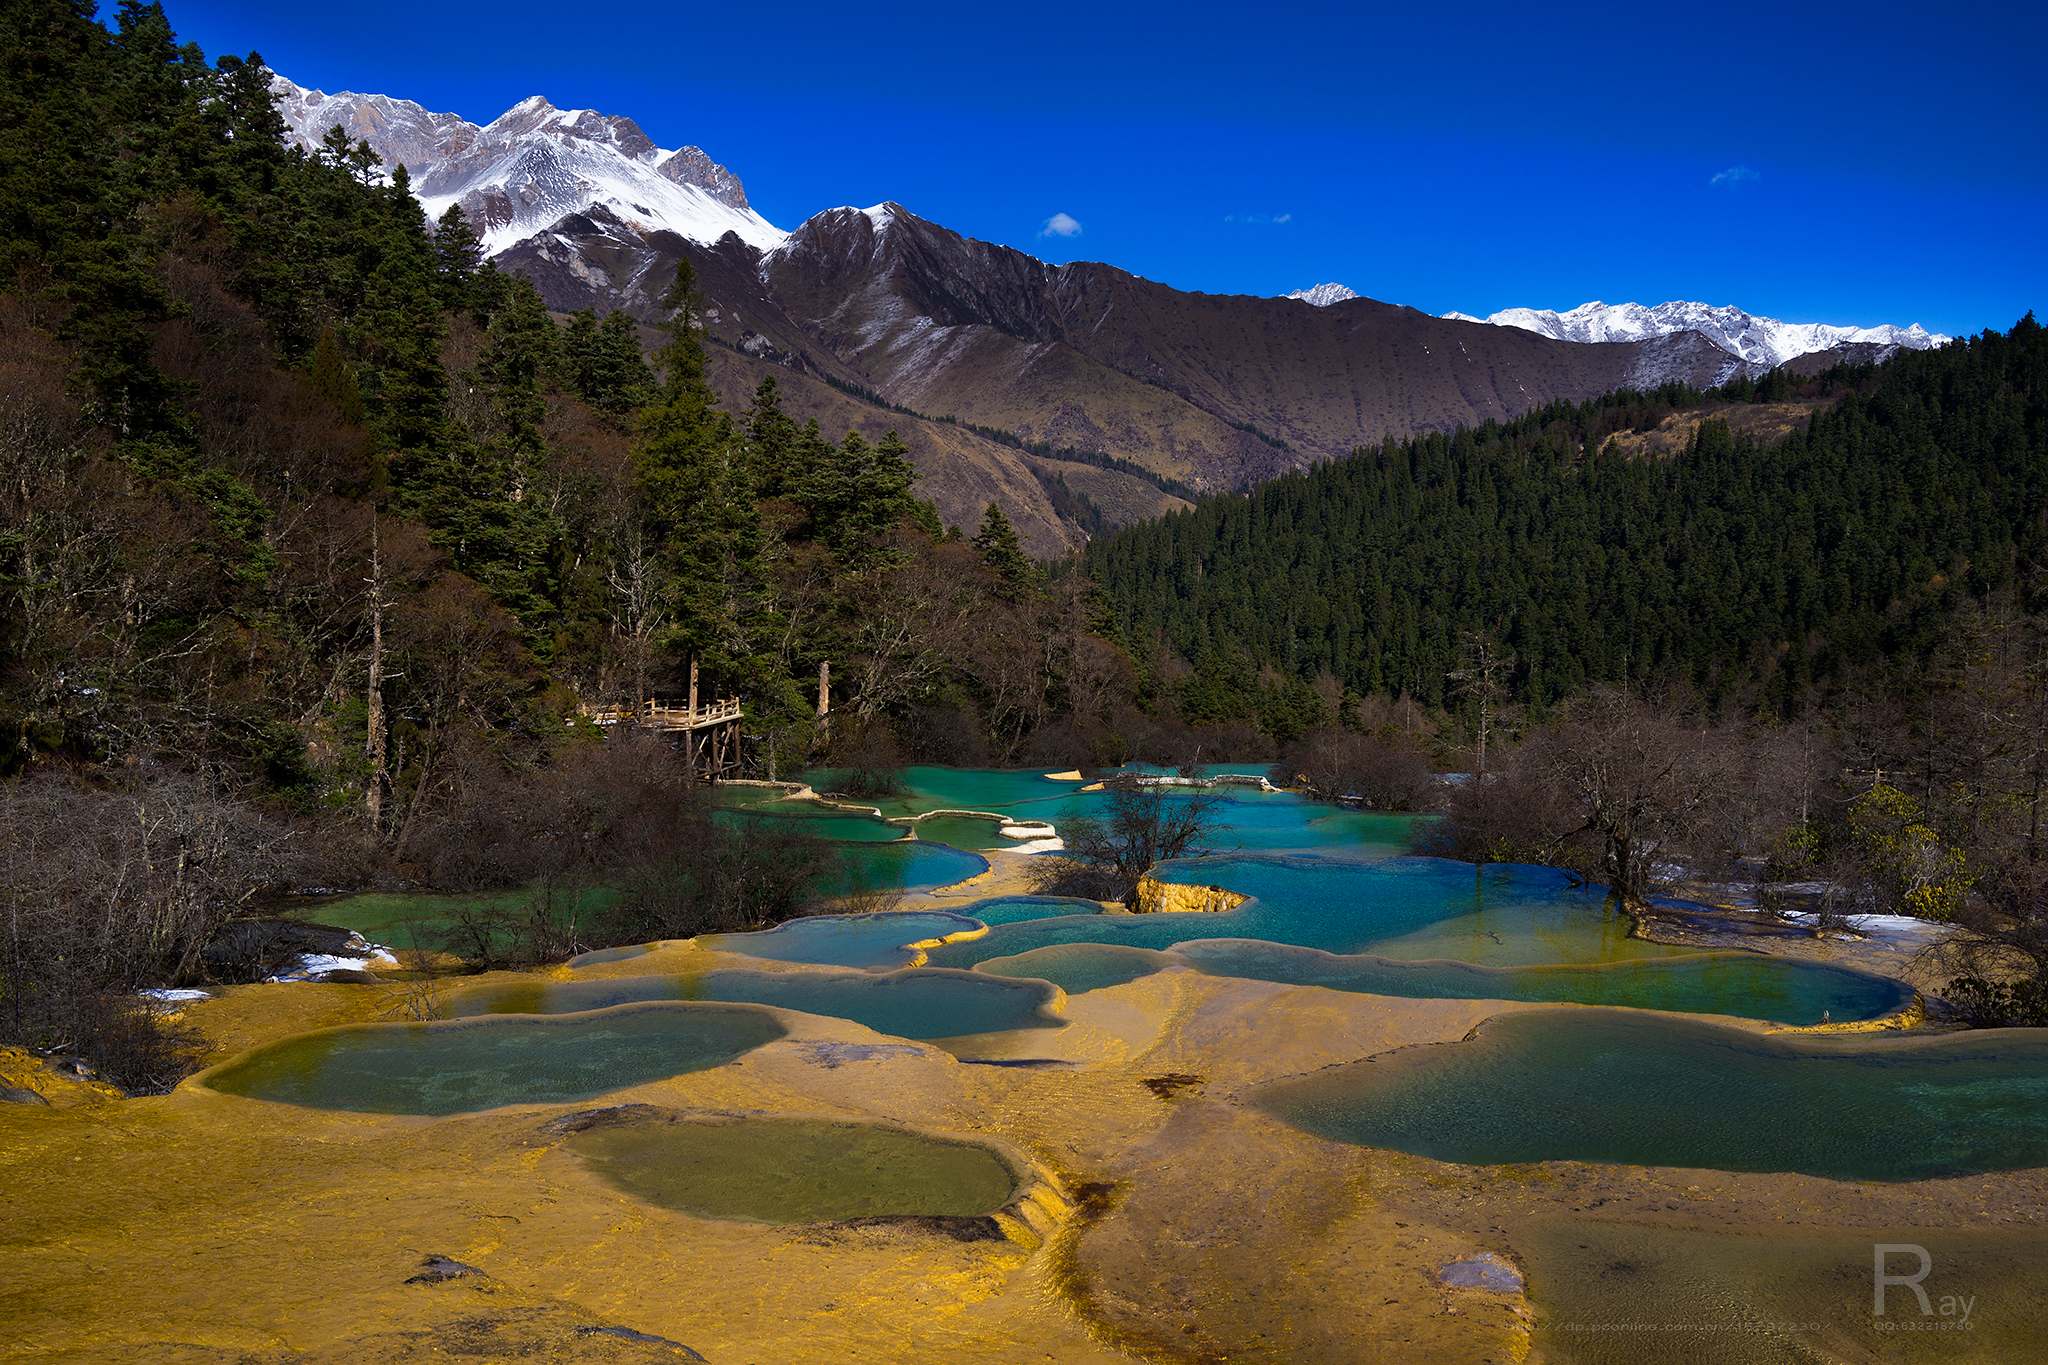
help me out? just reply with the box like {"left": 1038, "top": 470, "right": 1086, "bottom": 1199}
{"left": 1088, "top": 323, "right": 2048, "bottom": 727}
{"left": 0, "top": 0, "right": 1132, "bottom": 800}
{"left": 0, "top": 0, "right": 1152, "bottom": 1074}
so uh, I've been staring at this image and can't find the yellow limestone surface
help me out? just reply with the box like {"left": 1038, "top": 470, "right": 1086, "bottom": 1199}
{"left": 1133, "top": 875, "right": 1251, "bottom": 915}
{"left": 7, "top": 928, "right": 2032, "bottom": 1364}
{"left": 0, "top": 952, "right": 1560, "bottom": 1364}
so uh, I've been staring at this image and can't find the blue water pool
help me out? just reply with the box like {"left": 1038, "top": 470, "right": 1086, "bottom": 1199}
{"left": 1251, "top": 1011, "right": 2048, "bottom": 1181}
{"left": 450, "top": 967, "right": 1066, "bottom": 1042}
{"left": 197, "top": 1003, "right": 786, "bottom": 1114}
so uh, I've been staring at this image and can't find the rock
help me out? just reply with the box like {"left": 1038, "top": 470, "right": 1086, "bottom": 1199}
{"left": 0, "top": 1085, "right": 50, "bottom": 1106}
{"left": 1437, "top": 1252, "right": 1524, "bottom": 1293}
{"left": 405, "top": 1255, "right": 489, "bottom": 1284}
{"left": 309, "top": 968, "right": 383, "bottom": 985}
{"left": 575, "top": 1325, "right": 707, "bottom": 1358}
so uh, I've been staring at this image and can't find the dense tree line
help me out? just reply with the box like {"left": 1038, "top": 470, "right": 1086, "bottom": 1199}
{"left": 1088, "top": 321, "right": 2047, "bottom": 730}
{"left": 0, "top": 0, "right": 1155, "bottom": 1081}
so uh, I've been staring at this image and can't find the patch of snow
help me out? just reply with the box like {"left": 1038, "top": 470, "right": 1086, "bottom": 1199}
{"left": 1777, "top": 911, "right": 1948, "bottom": 940}
{"left": 138, "top": 988, "right": 210, "bottom": 1003}
{"left": 269, "top": 76, "right": 785, "bottom": 257}
{"left": 264, "top": 932, "right": 400, "bottom": 983}
{"left": 1285, "top": 282, "right": 1359, "bottom": 307}
{"left": 1437, "top": 299, "right": 1949, "bottom": 367}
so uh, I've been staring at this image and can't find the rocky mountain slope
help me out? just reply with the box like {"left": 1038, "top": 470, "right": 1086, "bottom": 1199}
{"left": 518, "top": 202, "right": 1773, "bottom": 487}
{"left": 1438, "top": 299, "right": 1948, "bottom": 367}
{"left": 268, "top": 77, "right": 1933, "bottom": 540}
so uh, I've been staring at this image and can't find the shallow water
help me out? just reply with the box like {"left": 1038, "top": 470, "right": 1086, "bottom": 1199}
{"left": 450, "top": 967, "right": 1066, "bottom": 1042}
{"left": 198, "top": 1003, "right": 787, "bottom": 1115}
{"left": 913, "top": 813, "right": 1030, "bottom": 851}
{"left": 975, "top": 939, "right": 1906, "bottom": 1023}
{"left": 794, "top": 766, "right": 1414, "bottom": 857}
{"left": 1518, "top": 1221, "right": 2048, "bottom": 1363}
{"left": 925, "top": 858, "right": 1680, "bottom": 970}
{"left": 957, "top": 895, "right": 1108, "bottom": 926}
{"left": 826, "top": 840, "right": 987, "bottom": 895}
{"left": 705, "top": 911, "right": 989, "bottom": 970}
{"left": 977, "top": 943, "right": 1180, "bottom": 995}
{"left": 691, "top": 968, "right": 1065, "bottom": 1041}
{"left": 1252, "top": 1012, "right": 2048, "bottom": 1180}
{"left": 566, "top": 1117, "right": 1018, "bottom": 1223}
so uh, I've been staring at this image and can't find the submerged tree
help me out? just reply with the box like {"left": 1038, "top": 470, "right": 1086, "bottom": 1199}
{"left": 1032, "top": 776, "right": 1227, "bottom": 908}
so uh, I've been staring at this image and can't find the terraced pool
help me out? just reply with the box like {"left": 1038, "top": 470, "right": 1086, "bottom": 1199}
{"left": 1251, "top": 1011, "right": 2048, "bottom": 1180}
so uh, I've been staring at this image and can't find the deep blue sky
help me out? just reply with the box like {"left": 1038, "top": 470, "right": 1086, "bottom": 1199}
{"left": 165, "top": 0, "right": 2042, "bottom": 337}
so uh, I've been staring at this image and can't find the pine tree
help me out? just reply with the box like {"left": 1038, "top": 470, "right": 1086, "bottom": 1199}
{"left": 559, "top": 307, "right": 654, "bottom": 416}
{"left": 973, "top": 501, "right": 1034, "bottom": 596}
{"left": 636, "top": 257, "right": 763, "bottom": 674}
{"left": 431, "top": 203, "right": 483, "bottom": 314}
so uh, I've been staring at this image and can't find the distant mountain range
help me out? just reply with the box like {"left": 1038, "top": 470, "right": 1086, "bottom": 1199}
{"left": 272, "top": 78, "right": 1952, "bottom": 553}
{"left": 270, "top": 79, "right": 784, "bottom": 255}
{"left": 1435, "top": 299, "right": 1947, "bottom": 369}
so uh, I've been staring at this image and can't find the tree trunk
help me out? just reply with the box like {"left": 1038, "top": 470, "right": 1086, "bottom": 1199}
{"left": 366, "top": 519, "right": 389, "bottom": 834}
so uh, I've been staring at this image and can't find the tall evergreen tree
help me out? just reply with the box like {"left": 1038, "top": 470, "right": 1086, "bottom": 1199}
{"left": 636, "top": 256, "right": 763, "bottom": 676}
{"left": 973, "top": 501, "right": 1034, "bottom": 597}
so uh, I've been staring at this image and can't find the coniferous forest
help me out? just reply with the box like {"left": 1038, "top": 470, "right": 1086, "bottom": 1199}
{"left": 1088, "top": 331, "right": 2048, "bottom": 727}
{"left": 5, "top": 0, "right": 2048, "bottom": 1085}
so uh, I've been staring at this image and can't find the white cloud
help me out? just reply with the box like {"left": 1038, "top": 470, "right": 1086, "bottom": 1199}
{"left": 1224, "top": 212, "right": 1293, "bottom": 225}
{"left": 1710, "top": 165, "right": 1759, "bottom": 187}
{"left": 1274, "top": 213, "right": 1292, "bottom": 224}
{"left": 1040, "top": 212, "right": 1083, "bottom": 238}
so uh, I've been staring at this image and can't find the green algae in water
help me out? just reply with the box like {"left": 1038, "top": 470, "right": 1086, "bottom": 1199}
{"left": 912, "top": 813, "right": 1037, "bottom": 851}
{"left": 448, "top": 967, "right": 1066, "bottom": 1042}
{"left": 708, "top": 910, "right": 990, "bottom": 969}
{"left": 925, "top": 857, "right": 1674, "bottom": 971}
{"left": 199, "top": 1003, "right": 786, "bottom": 1115}
{"left": 694, "top": 968, "right": 1065, "bottom": 1040}
{"left": 979, "top": 943, "right": 1179, "bottom": 995}
{"left": 566, "top": 1117, "right": 1018, "bottom": 1223}
{"left": 960, "top": 895, "right": 1109, "bottom": 926}
{"left": 1253, "top": 1012, "right": 2048, "bottom": 1181}
{"left": 794, "top": 765, "right": 1413, "bottom": 855}
{"left": 973, "top": 938, "right": 1904, "bottom": 1023}
{"left": 1169, "top": 940, "right": 1907, "bottom": 1024}
{"left": 1518, "top": 1222, "right": 2048, "bottom": 1364}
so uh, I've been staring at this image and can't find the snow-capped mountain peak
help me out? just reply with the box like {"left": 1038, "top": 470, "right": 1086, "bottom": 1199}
{"left": 1286, "top": 282, "right": 1359, "bottom": 307}
{"left": 269, "top": 77, "right": 785, "bottom": 256}
{"left": 1441, "top": 299, "right": 1949, "bottom": 367}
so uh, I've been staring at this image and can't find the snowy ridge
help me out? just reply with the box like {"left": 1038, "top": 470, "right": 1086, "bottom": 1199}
{"left": 1285, "top": 282, "right": 1359, "bottom": 307}
{"left": 270, "top": 77, "right": 785, "bottom": 256}
{"left": 1442, "top": 299, "right": 1948, "bottom": 368}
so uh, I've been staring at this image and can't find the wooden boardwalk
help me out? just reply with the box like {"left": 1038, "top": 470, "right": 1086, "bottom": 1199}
{"left": 579, "top": 698, "right": 745, "bottom": 778}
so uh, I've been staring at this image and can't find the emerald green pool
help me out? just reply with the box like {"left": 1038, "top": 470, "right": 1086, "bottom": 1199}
{"left": 197, "top": 1003, "right": 787, "bottom": 1115}
{"left": 704, "top": 910, "right": 989, "bottom": 969}
{"left": 973, "top": 939, "right": 1905, "bottom": 1023}
{"left": 927, "top": 857, "right": 1682, "bottom": 971}
{"left": 1252, "top": 1011, "right": 2048, "bottom": 1180}
{"left": 795, "top": 765, "right": 1414, "bottom": 856}
{"left": 566, "top": 1117, "right": 1019, "bottom": 1223}
{"left": 450, "top": 967, "right": 1067, "bottom": 1042}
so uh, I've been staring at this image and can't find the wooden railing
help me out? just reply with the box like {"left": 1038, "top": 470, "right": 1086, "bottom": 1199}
{"left": 579, "top": 698, "right": 743, "bottom": 731}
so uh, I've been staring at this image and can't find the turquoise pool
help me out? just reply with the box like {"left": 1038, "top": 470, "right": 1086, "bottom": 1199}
{"left": 1251, "top": 1012, "right": 2048, "bottom": 1180}
{"left": 197, "top": 1003, "right": 787, "bottom": 1114}
{"left": 449, "top": 967, "right": 1066, "bottom": 1042}
{"left": 976, "top": 938, "right": 1907, "bottom": 1025}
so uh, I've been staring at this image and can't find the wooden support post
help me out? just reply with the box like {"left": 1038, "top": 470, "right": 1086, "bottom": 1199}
{"left": 686, "top": 656, "right": 700, "bottom": 777}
